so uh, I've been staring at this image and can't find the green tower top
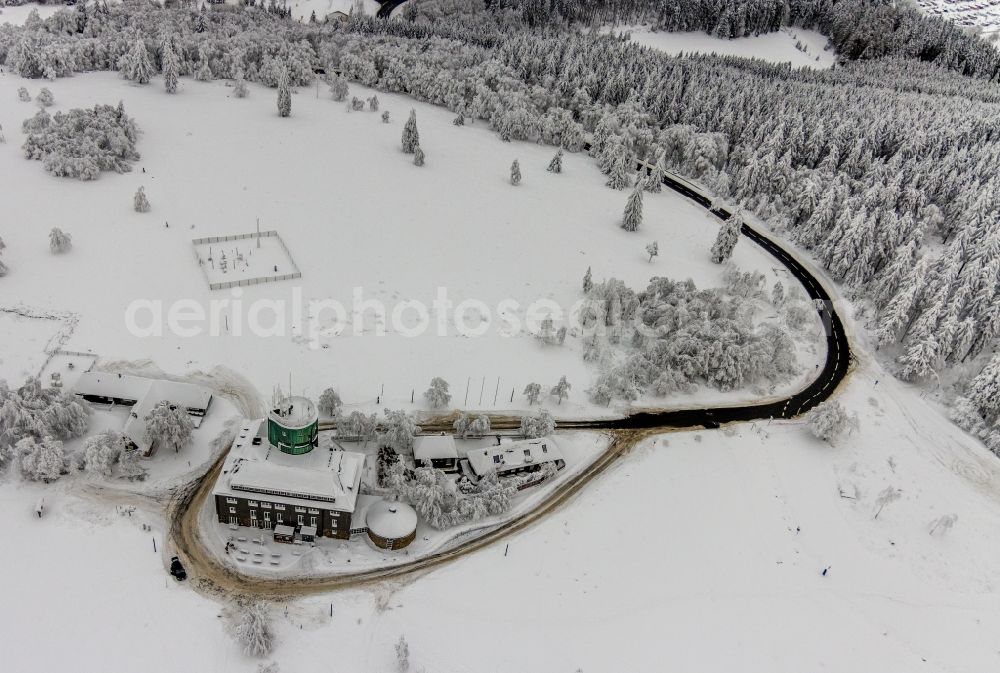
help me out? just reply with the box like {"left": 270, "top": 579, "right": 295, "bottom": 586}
{"left": 268, "top": 396, "right": 319, "bottom": 455}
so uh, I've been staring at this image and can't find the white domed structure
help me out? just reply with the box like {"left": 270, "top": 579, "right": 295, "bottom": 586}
{"left": 366, "top": 499, "right": 417, "bottom": 550}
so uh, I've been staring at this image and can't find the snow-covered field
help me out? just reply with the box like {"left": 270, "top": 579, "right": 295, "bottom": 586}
{"left": 916, "top": 0, "right": 1000, "bottom": 34}
{"left": 5, "top": 352, "right": 1000, "bottom": 672}
{"left": 0, "top": 309, "right": 66, "bottom": 383}
{"left": 0, "top": 2, "right": 60, "bottom": 27}
{"left": 622, "top": 25, "right": 836, "bottom": 68}
{"left": 0, "top": 70, "right": 822, "bottom": 417}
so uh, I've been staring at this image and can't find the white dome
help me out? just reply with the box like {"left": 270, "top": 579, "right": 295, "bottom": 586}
{"left": 366, "top": 500, "right": 417, "bottom": 540}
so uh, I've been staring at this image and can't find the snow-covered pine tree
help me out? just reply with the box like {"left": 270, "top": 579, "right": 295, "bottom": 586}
{"left": 329, "top": 75, "right": 349, "bottom": 102}
{"left": 162, "top": 43, "right": 180, "bottom": 94}
{"left": 523, "top": 382, "right": 541, "bottom": 405}
{"left": 234, "top": 70, "right": 249, "bottom": 98}
{"left": 772, "top": 281, "right": 785, "bottom": 305}
{"left": 413, "top": 145, "right": 425, "bottom": 166}
{"left": 118, "top": 37, "right": 154, "bottom": 85}
{"left": 646, "top": 153, "right": 666, "bottom": 193}
{"left": 510, "top": 159, "right": 521, "bottom": 185}
{"left": 49, "top": 228, "right": 72, "bottom": 253}
{"left": 453, "top": 110, "right": 465, "bottom": 126}
{"left": 621, "top": 181, "right": 643, "bottom": 232}
{"left": 144, "top": 401, "right": 193, "bottom": 453}
{"left": 603, "top": 139, "right": 632, "bottom": 190}
{"left": 134, "top": 186, "right": 150, "bottom": 213}
{"left": 424, "top": 377, "right": 451, "bottom": 408}
{"left": 646, "top": 240, "right": 659, "bottom": 262}
{"left": 401, "top": 109, "right": 419, "bottom": 153}
{"left": 583, "top": 266, "right": 593, "bottom": 294}
{"left": 234, "top": 601, "right": 273, "bottom": 658}
{"left": 710, "top": 213, "right": 741, "bottom": 264}
{"left": 547, "top": 148, "right": 563, "bottom": 174}
{"left": 381, "top": 111, "right": 390, "bottom": 123}
{"left": 368, "top": 95, "right": 379, "bottom": 111}
{"left": 276, "top": 70, "right": 291, "bottom": 117}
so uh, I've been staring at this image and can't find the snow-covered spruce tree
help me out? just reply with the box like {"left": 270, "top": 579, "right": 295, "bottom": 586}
{"left": 646, "top": 153, "right": 666, "bottom": 193}
{"left": 368, "top": 95, "right": 379, "bottom": 111}
{"left": 16, "top": 436, "right": 66, "bottom": 483}
{"left": 329, "top": 75, "right": 349, "bottom": 102}
{"left": 381, "top": 111, "right": 390, "bottom": 123}
{"left": 134, "top": 186, "right": 150, "bottom": 213}
{"left": 807, "top": 400, "right": 854, "bottom": 443}
{"left": 646, "top": 240, "right": 659, "bottom": 262}
{"left": 233, "top": 69, "right": 249, "bottom": 98}
{"left": 772, "top": 281, "right": 785, "bottom": 306}
{"left": 547, "top": 148, "right": 563, "bottom": 174}
{"left": 453, "top": 109, "right": 465, "bottom": 126}
{"left": 603, "top": 140, "right": 632, "bottom": 190}
{"left": 118, "top": 37, "right": 154, "bottom": 85}
{"left": 18, "top": 87, "right": 30, "bottom": 102}
{"left": 510, "top": 159, "right": 521, "bottom": 185}
{"left": 401, "top": 109, "right": 419, "bottom": 153}
{"left": 276, "top": 70, "right": 291, "bottom": 118}
{"left": 395, "top": 635, "right": 410, "bottom": 672}
{"left": 550, "top": 375, "right": 571, "bottom": 404}
{"left": 621, "top": 181, "right": 643, "bottom": 232}
{"left": 162, "top": 44, "right": 180, "bottom": 94}
{"left": 413, "top": 145, "right": 425, "bottom": 167}
{"left": 710, "top": 213, "right": 741, "bottom": 264}
{"left": 143, "top": 401, "right": 193, "bottom": 453}
{"left": 82, "top": 430, "right": 126, "bottom": 478}
{"left": 583, "top": 266, "right": 593, "bottom": 294}
{"left": 424, "top": 377, "right": 451, "bottom": 408}
{"left": 951, "top": 353, "right": 1000, "bottom": 447}
{"left": 523, "top": 382, "right": 541, "bottom": 405}
{"left": 36, "top": 88, "right": 54, "bottom": 108}
{"left": 520, "top": 408, "right": 556, "bottom": 438}
{"left": 49, "top": 227, "right": 72, "bottom": 253}
{"left": 351, "top": 96, "right": 365, "bottom": 111}
{"left": 318, "top": 388, "right": 342, "bottom": 417}
{"left": 234, "top": 601, "right": 273, "bottom": 658}
{"left": 379, "top": 409, "right": 421, "bottom": 454}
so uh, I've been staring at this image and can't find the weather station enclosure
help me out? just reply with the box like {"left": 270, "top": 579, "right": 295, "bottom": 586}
{"left": 268, "top": 396, "right": 319, "bottom": 455}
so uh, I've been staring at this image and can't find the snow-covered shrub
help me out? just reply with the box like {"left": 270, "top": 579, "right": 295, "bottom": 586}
{"left": 134, "top": 186, "right": 150, "bottom": 213}
{"left": 510, "top": 159, "right": 521, "bottom": 185}
{"left": 646, "top": 240, "right": 658, "bottom": 262}
{"left": 329, "top": 75, "right": 349, "bottom": 102}
{"left": 413, "top": 145, "right": 425, "bottom": 166}
{"left": 143, "top": 401, "right": 193, "bottom": 453}
{"left": 807, "top": 400, "right": 855, "bottom": 443}
{"left": 234, "top": 601, "right": 273, "bottom": 658}
{"left": 520, "top": 409, "right": 555, "bottom": 438}
{"left": 367, "top": 95, "right": 379, "bottom": 111}
{"left": 118, "top": 445, "right": 146, "bottom": 481}
{"left": 0, "top": 236, "right": 7, "bottom": 278}
{"left": 17, "top": 87, "right": 30, "bottom": 102}
{"left": 276, "top": 70, "right": 291, "bottom": 117}
{"left": 22, "top": 103, "right": 140, "bottom": 180}
{"left": 395, "top": 635, "right": 409, "bottom": 672}
{"left": 547, "top": 148, "right": 563, "bottom": 173}
{"left": 36, "top": 87, "right": 53, "bottom": 107}
{"left": 381, "top": 111, "right": 390, "bottom": 123}
{"left": 49, "top": 227, "right": 72, "bottom": 253}
{"left": 233, "top": 71, "right": 249, "bottom": 98}
{"left": 423, "top": 377, "right": 451, "bottom": 409}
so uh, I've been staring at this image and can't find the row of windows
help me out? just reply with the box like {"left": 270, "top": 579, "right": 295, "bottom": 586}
{"left": 226, "top": 497, "right": 327, "bottom": 516}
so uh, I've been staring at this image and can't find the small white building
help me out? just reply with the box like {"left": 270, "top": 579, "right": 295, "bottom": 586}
{"left": 74, "top": 372, "right": 213, "bottom": 456}
{"left": 413, "top": 434, "right": 459, "bottom": 472}
{"left": 465, "top": 437, "right": 565, "bottom": 479}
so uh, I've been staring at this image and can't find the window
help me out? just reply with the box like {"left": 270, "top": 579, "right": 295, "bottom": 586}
{"left": 226, "top": 497, "right": 237, "bottom": 504}
{"left": 250, "top": 510, "right": 257, "bottom": 520}
{"left": 310, "top": 516, "right": 318, "bottom": 527}
{"left": 261, "top": 502, "right": 271, "bottom": 509}
{"left": 229, "top": 507, "right": 236, "bottom": 514}
{"left": 542, "top": 444, "right": 548, "bottom": 453}
{"left": 276, "top": 513, "right": 283, "bottom": 524}
{"left": 524, "top": 449, "right": 531, "bottom": 458}
{"left": 229, "top": 516, "right": 238, "bottom": 525}
{"left": 274, "top": 504, "right": 285, "bottom": 511}
{"left": 493, "top": 455, "right": 502, "bottom": 464}
{"left": 264, "top": 512, "right": 270, "bottom": 521}
{"left": 294, "top": 507, "right": 306, "bottom": 513}
{"left": 308, "top": 508, "right": 319, "bottom": 514}
{"left": 297, "top": 514, "right": 304, "bottom": 526}
{"left": 248, "top": 500, "right": 258, "bottom": 507}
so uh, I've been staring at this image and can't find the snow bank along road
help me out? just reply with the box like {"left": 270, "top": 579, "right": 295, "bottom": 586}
{"left": 167, "top": 157, "right": 854, "bottom": 597}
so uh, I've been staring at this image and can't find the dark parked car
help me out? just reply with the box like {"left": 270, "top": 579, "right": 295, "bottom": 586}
{"left": 169, "top": 556, "right": 187, "bottom": 581}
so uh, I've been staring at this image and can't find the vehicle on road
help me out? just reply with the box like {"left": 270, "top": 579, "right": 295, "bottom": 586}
{"left": 169, "top": 556, "right": 187, "bottom": 581}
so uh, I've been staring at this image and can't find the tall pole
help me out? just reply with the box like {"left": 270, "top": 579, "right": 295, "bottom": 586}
{"left": 493, "top": 378, "right": 500, "bottom": 406}
{"left": 256, "top": 217, "right": 261, "bottom": 249}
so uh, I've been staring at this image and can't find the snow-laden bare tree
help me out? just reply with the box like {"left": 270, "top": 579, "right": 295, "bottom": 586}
{"left": 49, "top": 227, "right": 72, "bottom": 253}
{"left": 550, "top": 376, "right": 571, "bottom": 404}
{"left": 873, "top": 486, "right": 901, "bottom": 520}
{"left": 413, "top": 145, "right": 425, "bottom": 166}
{"left": 380, "top": 409, "right": 421, "bottom": 454}
{"left": 928, "top": 513, "right": 957, "bottom": 536}
{"left": 118, "top": 36, "right": 154, "bottom": 84}
{"left": 337, "top": 410, "right": 378, "bottom": 442}
{"left": 510, "top": 158, "right": 521, "bottom": 185}
{"left": 401, "top": 109, "right": 419, "bottom": 153}
{"left": 454, "top": 411, "right": 491, "bottom": 438}
{"left": 276, "top": 69, "right": 291, "bottom": 117}
{"left": 318, "top": 388, "right": 342, "bottom": 417}
{"left": 710, "top": 213, "right": 741, "bottom": 264}
{"left": 234, "top": 601, "right": 274, "bottom": 658}
{"left": 144, "top": 401, "right": 193, "bottom": 453}
{"left": 523, "top": 382, "right": 541, "bottom": 406}
{"left": 621, "top": 181, "right": 643, "bottom": 232}
{"left": 16, "top": 435, "right": 66, "bottom": 482}
{"left": 807, "top": 400, "right": 854, "bottom": 443}
{"left": 646, "top": 240, "right": 658, "bottom": 262}
{"left": 547, "top": 148, "right": 563, "bottom": 174}
{"left": 520, "top": 408, "right": 556, "bottom": 438}
{"left": 424, "top": 377, "right": 451, "bottom": 408}
{"left": 396, "top": 635, "right": 410, "bottom": 672}
{"left": 36, "top": 87, "right": 53, "bottom": 107}
{"left": 134, "top": 186, "right": 150, "bottom": 213}
{"left": 82, "top": 430, "right": 126, "bottom": 477}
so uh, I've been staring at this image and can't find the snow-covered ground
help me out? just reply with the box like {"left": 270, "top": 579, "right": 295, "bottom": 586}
{"left": 5, "top": 350, "right": 1000, "bottom": 672}
{"left": 0, "top": 309, "right": 67, "bottom": 384}
{"left": 916, "top": 0, "right": 1000, "bottom": 35}
{"left": 199, "top": 431, "right": 609, "bottom": 575}
{"left": 279, "top": 0, "right": 380, "bottom": 21}
{"left": 621, "top": 25, "right": 836, "bottom": 68}
{"left": 0, "top": 2, "right": 61, "bottom": 27}
{"left": 0, "top": 70, "right": 823, "bottom": 418}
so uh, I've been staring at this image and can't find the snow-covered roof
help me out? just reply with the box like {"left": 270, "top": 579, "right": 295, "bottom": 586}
{"left": 273, "top": 524, "right": 295, "bottom": 537}
{"left": 213, "top": 419, "right": 365, "bottom": 513}
{"left": 268, "top": 396, "right": 317, "bottom": 429}
{"left": 365, "top": 499, "right": 417, "bottom": 539}
{"left": 466, "top": 436, "right": 564, "bottom": 477}
{"left": 413, "top": 434, "right": 459, "bottom": 461}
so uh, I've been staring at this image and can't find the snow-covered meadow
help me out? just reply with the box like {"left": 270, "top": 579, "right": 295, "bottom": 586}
{"left": 621, "top": 25, "right": 836, "bottom": 68}
{"left": 0, "top": 69, "right": 822, "bottom": 417}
